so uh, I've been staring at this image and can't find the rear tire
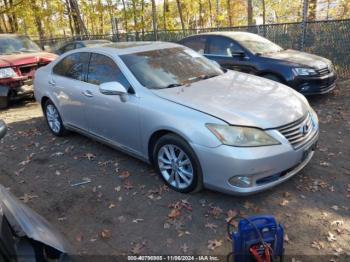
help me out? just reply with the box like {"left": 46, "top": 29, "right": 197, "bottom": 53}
{"left": 153, "top": 134, "right": 203, "bottom": 193}
{"left": 44, "top": 100, "right": 68, "bottom": 137}
{"left": 0, "top": 96, "right": 9, "bottom": 110}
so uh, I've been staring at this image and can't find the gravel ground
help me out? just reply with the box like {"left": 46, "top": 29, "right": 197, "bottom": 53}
{"left": 0, "top": 80, "right": 349, "bottom": 261}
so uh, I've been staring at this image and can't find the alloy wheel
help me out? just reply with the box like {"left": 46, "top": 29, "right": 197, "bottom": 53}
{"left": 46, "top": 104, "right": 61, "bottom": 134}
{"left": 157, "top": 144, "right": 194, "bottom": 190}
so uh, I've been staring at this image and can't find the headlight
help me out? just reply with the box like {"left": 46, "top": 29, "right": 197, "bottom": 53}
{"left": 206, "top": 124, "right": 280, "bottom": 147}
{"left": 0, "top": 67, "right": 17, "bottom": 79}
{"left": 292, "top": 67, "right": 317, "bottom": 76}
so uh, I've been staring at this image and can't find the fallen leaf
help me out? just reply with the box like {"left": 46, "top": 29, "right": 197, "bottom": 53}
{"left": 205, "top": 223, "right": 218, "bottom": 232}
{"left": 331, "top": 205, "right": 339, "bottom": 211}
{"left": 279, "top": 199, "right": 289, "bottom": 206}
{"left": 75, "top": 234, "right": 83, "bottom": 242}
{"left": 327, "top": 232, "right": 336, "bottom": 242}
{"left": 208, "top": 239, "right": 223, "bottom": 250}
{"left": 132, "top": 218, "right": 144, "bottom": 223}
{"left": 331, "top": 220, "right": 344, "bottom": 227}
{"left": 19, "top": 193, "right": 38, "bottom": 203}
{"left": 100, "top": 229, "right": 112, "bottom": 239}
{"left": 119, "top": 171, "right": 130, "bottom": 179}
{"left": 108, "top": 203, "right": 116, "bottom": 209}
{"left": 84, "top": 153, "right": 96, "bottom": 160}
{"left": 168, "top": 208, "right": 181, "bottom": 219}
{"left": 226, "top": 209, "right": 238, "bottom": 222}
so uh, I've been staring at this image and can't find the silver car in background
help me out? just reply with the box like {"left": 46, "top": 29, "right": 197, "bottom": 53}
{"left": 34, "top": 42, "right": 319, "bottom": 195}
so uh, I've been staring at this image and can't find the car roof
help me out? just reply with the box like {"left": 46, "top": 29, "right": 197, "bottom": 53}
{"left": 77, "top": 41, "right": 183, "bottom": 55}
{"left": 188, "top": 31, "right": 257, "bottom": 40}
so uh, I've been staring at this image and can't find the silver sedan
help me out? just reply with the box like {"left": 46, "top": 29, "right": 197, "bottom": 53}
{"left": 34, "top": 42, "right": 319, "bottom": 195}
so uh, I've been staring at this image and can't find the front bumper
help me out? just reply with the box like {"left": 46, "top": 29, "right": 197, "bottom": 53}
{"left": 192, "top": 130, "right": 318, "bottom": 196}
{"left": 289, "top": 72, "right": 337, "bottom": 95}
{"left": 9, "top": 80, "right": 34, "bottom": 100}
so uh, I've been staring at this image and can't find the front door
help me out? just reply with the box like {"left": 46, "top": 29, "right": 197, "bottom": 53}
{"left": 205, "top": 36, "right": 255, "bottom": 73}
{"left": 83, "top": 53, "right": 141, "bottom": 153}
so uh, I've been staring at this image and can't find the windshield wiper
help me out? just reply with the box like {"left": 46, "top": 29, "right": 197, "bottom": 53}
{"left": 199, "top": 74, "right": 219, "bottom": 80}
{"left": 163, "top": 83, "right": 183, "bottom": 89}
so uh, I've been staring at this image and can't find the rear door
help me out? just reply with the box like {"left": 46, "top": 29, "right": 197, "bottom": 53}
{"left": 51, "top": 52, "right": 90, "bottom": 130}
{"left": 205, "top": 36, "right": 254, "bottom": 73}
{"left": 83, "top": 53, "right": 141, "bottom": 153}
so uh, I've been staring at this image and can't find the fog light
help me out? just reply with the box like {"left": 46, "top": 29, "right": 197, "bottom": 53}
{"left": 229, "top": 176, "right": 252, "bottom": 188}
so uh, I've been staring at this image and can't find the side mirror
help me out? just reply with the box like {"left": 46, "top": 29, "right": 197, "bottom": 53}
{"left": 99, "top": 82, "right": 127, "bottom": 95}
{"left": 231, "top": 51, "right": 245, "bottom": 57}
{"left": 0, "top": 120, "right": 7, "bottom": 139}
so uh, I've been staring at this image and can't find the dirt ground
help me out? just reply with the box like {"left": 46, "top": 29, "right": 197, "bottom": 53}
{"left": 0, "top": 80, "right": 349, "bottom": 261}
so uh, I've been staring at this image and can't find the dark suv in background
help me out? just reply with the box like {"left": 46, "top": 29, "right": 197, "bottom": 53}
{"left": 179, "top": 32, "right": 336, "bottom": 95}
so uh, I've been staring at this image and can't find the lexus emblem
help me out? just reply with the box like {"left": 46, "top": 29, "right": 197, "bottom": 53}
{"left": 301, "top": 124, "right": 310, "bottom": 135}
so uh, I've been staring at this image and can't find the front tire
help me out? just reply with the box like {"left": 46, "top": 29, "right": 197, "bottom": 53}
{"left": 44, "top": 100, "right": 68, "bottom": 136}
{"left": 153, "top": 134, "right": 203, "bottom": 193}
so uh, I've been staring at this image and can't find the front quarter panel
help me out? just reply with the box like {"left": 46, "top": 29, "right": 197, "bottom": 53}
{"left": 139, "top": 92, "right": 226, "bottom": 159}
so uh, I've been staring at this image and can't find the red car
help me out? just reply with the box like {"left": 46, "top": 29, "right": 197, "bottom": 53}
{"left": 0, "top": 34, "right": 57, "bottom": 109}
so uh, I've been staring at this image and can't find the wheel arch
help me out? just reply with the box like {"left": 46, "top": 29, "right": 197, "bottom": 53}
{"left": 147, "top": 129, "right": 190, "bottom": 165}
{"left": 257, "top": 71, "right": 286, "bottom": 84}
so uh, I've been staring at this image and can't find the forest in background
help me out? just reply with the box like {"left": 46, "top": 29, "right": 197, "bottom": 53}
{"left": 0, "top": 0, "right": 349, "bottom": 40}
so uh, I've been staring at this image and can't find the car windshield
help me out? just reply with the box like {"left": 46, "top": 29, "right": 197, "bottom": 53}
{"left": 232, "top": 33, "right": 283, "bottom": 54}
{"left": 120, "top": 47, "right": 224, "bottom": 89}
{"left": 0, "top": 36, "right": 41, "bottom": 55}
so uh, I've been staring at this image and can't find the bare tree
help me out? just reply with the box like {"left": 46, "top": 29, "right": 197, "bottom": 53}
{"left": 208, "top": 0, "right": 213, "bottom": 27}
{"left": 247, "top": 0, "right": 253, "bottom": 25}
{"left": 227, "top": 0, "right": 232, "bottom": 27}
{"left": 68, "top": 0, "right": 88, "bottom": 35}
{"left": 151, "top": 0, "right": 157, "bottom": 40}
{"left": 121, "top": 0, "right": 128, "bottom": 32}
{"left": 29, "top": 0, "right": 45, "bottom": 47}
{"left": 176, "top": 0, "right": 185, "bottom": 34}
{"left": 262, "top": 0, "right": 266, "bottom": 25}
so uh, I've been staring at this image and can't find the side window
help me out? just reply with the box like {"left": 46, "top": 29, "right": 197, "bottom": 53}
{"left": 75, "top": 43, "right": 84, "bottom": 49}
{"left": 208, "top": 37, "right": 243, "bottom": 56}
{"left": 63, "top": 43, "right": 75, "bottom": 53}
{"left": 181, "top": 36, "right": 206, "bottom": 54}
{"left": 53, "top": 52, "right": 90, "bottom": 81}
{"left": 87, "top": 53, "right": 131, "bottom": 90}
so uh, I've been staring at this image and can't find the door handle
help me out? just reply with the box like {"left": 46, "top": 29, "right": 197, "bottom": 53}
{"left": 48, "top": 79, "right": 56, "bottom": 86}
{"left": 82, "top": 90, "right": 93, "bottom": 97}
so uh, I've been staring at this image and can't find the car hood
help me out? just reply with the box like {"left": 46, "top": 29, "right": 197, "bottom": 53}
{"left": 0, "top": 52, "right": 58, "bottom": 67}
{"left": 152, "top": 71, "right": 308, "bottom": 129}
{"left": 261, "top": 49, "right": 331, "bottom": 69}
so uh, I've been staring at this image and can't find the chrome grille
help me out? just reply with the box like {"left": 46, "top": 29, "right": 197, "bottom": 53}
{"left": 278, "top": 114, "right": 316, "bottom": 149}
{"left": 316, "top": 67, "right": 330, "bottom": 76}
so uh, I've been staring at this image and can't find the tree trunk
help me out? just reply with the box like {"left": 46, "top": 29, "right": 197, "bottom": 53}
{"left": 198, "top": 0, "right": 203, "bottom": 28}
{"left": 131, "top": 0, "right": 138, "bottom": 39}
{"left": 215, "top": 0, "right": 219, "bottom": 28}
{"left": 151, "top": 0, "right": 157, "bottom": 40}
{"left": 308, "top": 0, "right": 317, "bottom": 21}
{"left": 8, "top": 0, "right": 18, "bottom": 32}
{"left": 227, "top": 0, "right": 232, "bottom": 27}
{"left": 121, "top": 0, "right": 128, "bottom": 33}
{"left": 176, "top": 0, "right": 185, "bottom": 34}
{"left": 262, "top": 0, "right": 266, "bottom": 25}
{"left": 163, "top": 0, "right": 167, "bottom": 31}
{"left": 30, "top": 0, "right": 45, "bottom": 48}
{"left": 247, "top": 0, "right": 253, "bottom": 26}
{"left": 65, "top": 0, "right": 75, "bottom": 35}
{"left": 68, "top": 0, "right": 88, "bottom": 35}
{"left": 208, "top": 0, "right": 213, "bottom": 28}
{"left": 141, "top": 0, "right": 145, "bottom": 39}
